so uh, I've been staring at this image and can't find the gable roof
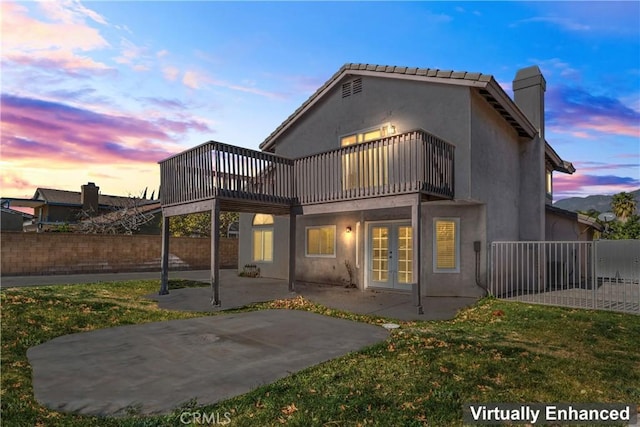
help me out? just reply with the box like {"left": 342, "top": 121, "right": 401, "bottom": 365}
{"left": 33, "top": 188, "right": 142, "bottom": 207}
{"left": 1, "top": 207, "right": 34, "bottom": 220}
{"left": 260, "top": 63, "right": 538, "bottom": 152}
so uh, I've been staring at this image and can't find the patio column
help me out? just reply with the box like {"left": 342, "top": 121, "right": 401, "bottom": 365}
{"left": 288, "top": 210, "right": 296, "bottom": 292}
{"left": 412, "top": 197, "right": 424, "bottom": 314}
{"left": 211, "top": 200, "right": 221, "bottom": 306}
{"left": 159, "top": 214, "right": 170, "bottom": 295}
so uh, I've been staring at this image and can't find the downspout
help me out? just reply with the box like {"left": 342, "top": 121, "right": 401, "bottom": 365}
{"left": 474, "top": 241, "right": 488, "bottom": 296}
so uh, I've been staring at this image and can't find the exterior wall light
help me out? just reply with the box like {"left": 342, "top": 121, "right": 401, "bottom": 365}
{"left": 346, "top": 226, "right": 352, "bottom": 234}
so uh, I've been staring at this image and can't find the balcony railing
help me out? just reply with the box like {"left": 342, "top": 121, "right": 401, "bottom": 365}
{"left": 160, "top": 142, "right": 294, "bottom": 207}
{"left": 160, "top": 129, "right": 454, "bottom": 208}
{"left": 295, "top": 130, "right": 454, "bottom": 204}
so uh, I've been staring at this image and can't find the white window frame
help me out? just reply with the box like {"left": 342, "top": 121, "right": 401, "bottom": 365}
{"left": 546, "top": 169, "right": 553, "bottom": 198}
{"left": 252, "top": 214, "right": 274, "bottom": 263}
{"left": 305, "top": 225, "right": 337, "bottom": 258}
{"left": 433, "top": 217, "right": 460, "bottom": 273}
{"left": 339, "top": 122, "right": 395, "bottom": 147}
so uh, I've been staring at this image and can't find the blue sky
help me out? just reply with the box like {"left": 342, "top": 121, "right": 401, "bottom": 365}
{"left": 1, "top": 1, "right": 638, "bottom": 201}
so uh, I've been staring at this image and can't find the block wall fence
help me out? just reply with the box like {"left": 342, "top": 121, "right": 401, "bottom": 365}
{"left": 0, "top": 232, "right": 238, "bottom": 276}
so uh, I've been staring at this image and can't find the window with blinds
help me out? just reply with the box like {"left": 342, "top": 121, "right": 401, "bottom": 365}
{"left": 339, "top": 123, "right": 395, "bottom": 191}
{"left": 433, "top": 218, "right": 460, "bottom": 273}
{"left": 252, "top": 214, "right": 274, "bottom": 262}
{"left": 306, "top": 225, "right": 336, "bottom": 257}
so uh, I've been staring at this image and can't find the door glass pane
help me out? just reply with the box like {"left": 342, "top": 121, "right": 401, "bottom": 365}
{"left": 372, "top": 226, "right": 389, "bottom": 282}
{"left": 397, "top": 226, "right": 413, "bottom": 283}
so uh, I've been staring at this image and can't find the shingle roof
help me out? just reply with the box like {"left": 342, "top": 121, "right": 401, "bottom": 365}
{"left": 259, "top": 62, "right": 536, "bottom": 151}
{"left": 34, "top": 188, "right": 147, "bottom": 207}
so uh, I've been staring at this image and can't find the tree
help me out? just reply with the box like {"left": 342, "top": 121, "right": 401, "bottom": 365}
{"left": 76, "top": 197, "right": 158, "bottom": 235}
{"left": 169, "top": 212, "right": 239, "bottom": 237}
{"left": 603, "top": 214, "right": 640, "bottom": 240}
{"left": 611, "top": 192, "right": 637, "bottom": 223}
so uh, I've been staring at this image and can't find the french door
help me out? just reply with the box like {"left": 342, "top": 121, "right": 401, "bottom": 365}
{"left": 367, "top": 222, "right": 413, "bottom": 290}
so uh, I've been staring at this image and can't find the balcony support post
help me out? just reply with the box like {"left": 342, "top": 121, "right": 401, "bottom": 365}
{"left": 159, "top": 214, "right": 170, "bottom": 295}
{"left": 288, "top": 209, "right": 297, "bottom": 292}
{"left": 412, "top": 195, "right": 424, "bottom": 315}
{"left": 211, "top": 199, "right": 221, "bottom": 306}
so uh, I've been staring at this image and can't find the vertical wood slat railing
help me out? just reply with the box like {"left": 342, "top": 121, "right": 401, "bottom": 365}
{"left": 294, "top": 129, "right": 454, "bottom": 204}
{"left": 159, "top": 129, "right": 455, "bottom": 208}
{"left": 160, "top": 141, "right": 294, "bottom": 206}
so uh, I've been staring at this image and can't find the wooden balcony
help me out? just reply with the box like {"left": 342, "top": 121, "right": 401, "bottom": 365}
{"left": 295, "top": 130, "right": 454, "bottom": 205}
{"left": 159, "top": 129, "right": 454, "bottom": 214}
{"left": 160, "top": 142, "right": 295, "bottom": 213}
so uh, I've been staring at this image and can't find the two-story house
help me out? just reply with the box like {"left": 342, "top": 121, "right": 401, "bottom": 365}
{"left": 158, "top": 63, "right": 581, "bottom": 311}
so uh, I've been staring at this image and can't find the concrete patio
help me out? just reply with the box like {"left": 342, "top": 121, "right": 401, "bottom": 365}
{"left": 146, "top": 269, "right": 478, "bottom": 321}
{"left": 19, "top": 269, "right": 478, "bottom": 417}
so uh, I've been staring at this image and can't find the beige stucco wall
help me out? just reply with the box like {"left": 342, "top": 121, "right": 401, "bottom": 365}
{"left": 238, "top": 213, "right": 291, "bottom": 279}
{"left": 239, "top": 202, "right": 487, "bottom": 298}
{"left": 469, "top": 90, "right": 522, "bottom": 242}
{"left": 238, "top": 72, "right": 542, "bottom": 297}
{"left": 545, "top": 210, "right": 595, "bottom": 241}
{"left": 272, "top": 76, "right": 473, "bottom": 200}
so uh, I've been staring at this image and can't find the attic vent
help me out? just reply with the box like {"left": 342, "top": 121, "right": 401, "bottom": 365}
{"left": 352, "top": 78, "right": 362, "bottom": 94}
{"left": 342, "top": 82, "right": 351, "bottom": 98}
{"left": 341, "top": 78, "right": 363, "bottom": 98}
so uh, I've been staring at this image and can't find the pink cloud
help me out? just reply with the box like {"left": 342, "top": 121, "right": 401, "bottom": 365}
{"left": 163, "top": 66, "right": 180, "bottom": 82}
{"left": 183, "top": 70, "right": 208, "bottom": 89}
{"left": 1, "top": 2, "right": 108, "bottom": 52}
{"left": 5, "top": 50, "right": 113, "bottom": 75}
{"left": 547, "top": 85, "right": 640, "bottom": 138}
{"left": 39, "top": 0, "right": 108, "bottom": 26}
{"left": 553, "top": 172, "right": 640, "bottom": 199}
{"left": 0, "top": 172, "right": 34, "bottom": 194}
{"left": 573, "top": 161, "right": 640, "bottom": 172}
{"left": 1, "top": 1, "right": 111, "bottom": 75}
{"left": 0, "top": 94, "right": 213, "bottom": 165}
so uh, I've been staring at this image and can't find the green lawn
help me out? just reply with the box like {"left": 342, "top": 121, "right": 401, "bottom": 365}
{"left": 1, "top": 280, "right": 638, "bottom": 426}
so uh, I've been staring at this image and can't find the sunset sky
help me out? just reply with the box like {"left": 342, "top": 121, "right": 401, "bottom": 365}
{"left": 1, "top": 1, "right": 638, "bottom": 203}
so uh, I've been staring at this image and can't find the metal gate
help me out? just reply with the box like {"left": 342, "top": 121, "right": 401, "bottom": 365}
{"left": 490, "top": 240, "right": 639, "bottom": 314}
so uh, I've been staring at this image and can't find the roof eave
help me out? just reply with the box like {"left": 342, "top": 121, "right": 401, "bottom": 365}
{"left": 545, "top": 140, "right": 575, "bottom": 174}
{"left": 259, "top": 64, "right": 490, "bottom": 152}
{"left": 484, "top": 79, "right": 537, "bottom": 139}
{"left": 260, "top": 64, "right": 537, "bottom": 152}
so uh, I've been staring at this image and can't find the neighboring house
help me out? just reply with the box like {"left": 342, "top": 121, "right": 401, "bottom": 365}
{"left": 77, "top": 201, "right": 162, "bottom": 235}
{"left": 0, "top": 207, "right": 34, "bottom": 231}
{"left": 158, "top": 63, "right": 590, "bottom": 306}
{"left": 545, "top": 205, "right": 602, "bottom": 241}
{"left": 1, "top": 182, "right": 153, "bottom": 232}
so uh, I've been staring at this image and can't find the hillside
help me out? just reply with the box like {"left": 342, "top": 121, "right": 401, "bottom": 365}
{"left": 554, "top": 189, "right": 640, "bottom": 213}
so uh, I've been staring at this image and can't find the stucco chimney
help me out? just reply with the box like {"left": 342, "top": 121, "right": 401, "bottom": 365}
{"left": 513, "top": 65, "right": 546, "bottom": 142}
{"left": 513, "top": 66, "right": 546, "bottom": 241}
{"left": 81, "top": 182, "right": 99, "bottom": 212}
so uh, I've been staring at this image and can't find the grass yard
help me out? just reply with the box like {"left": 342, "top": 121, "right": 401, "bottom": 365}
{"left": 1, "top": 280, "right": 639, "bottom": 426}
